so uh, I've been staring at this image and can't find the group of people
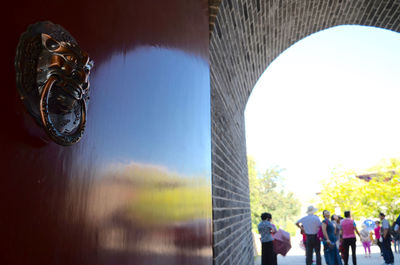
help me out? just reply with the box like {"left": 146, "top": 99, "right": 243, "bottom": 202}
{"left": 295, "top": 206, "right": 399, "bottom": 265}
{"left": 258, "top": 205, "right": 400, "bottom": 265}
{"left": 295, "top": 206, "right": 348, "bottom": 265}
{"left": 372, "top": 213, "right": 400, "bottom": 265}
{"left": 373, "top": 219, "right": 400, "bottom": 254}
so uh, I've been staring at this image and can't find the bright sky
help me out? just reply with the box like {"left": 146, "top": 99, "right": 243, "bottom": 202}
{"left": 245, "top": 25, "right": 400, "bottom": 204}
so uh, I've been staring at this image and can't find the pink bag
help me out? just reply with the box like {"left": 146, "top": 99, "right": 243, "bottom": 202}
{"left": 273, "top": 229, "right": 291, "bottom": 256}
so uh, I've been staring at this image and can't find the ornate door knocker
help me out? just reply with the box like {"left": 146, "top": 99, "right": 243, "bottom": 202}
{"left": 15, "top": 21, "right": 93, "bottom": 146}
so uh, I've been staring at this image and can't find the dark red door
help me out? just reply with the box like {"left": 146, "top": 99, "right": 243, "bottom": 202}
{"left": 0, "top": 1, "right": 212, "bottom": 264}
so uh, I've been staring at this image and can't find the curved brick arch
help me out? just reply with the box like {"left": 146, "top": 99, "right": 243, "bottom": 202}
{"left": 209, "top": 1, "right": 400, "bottom": 264}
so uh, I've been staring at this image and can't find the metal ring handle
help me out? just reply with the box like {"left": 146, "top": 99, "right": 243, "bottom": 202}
{"left": 39, "top": 76, "right": 87, "bottom": 146}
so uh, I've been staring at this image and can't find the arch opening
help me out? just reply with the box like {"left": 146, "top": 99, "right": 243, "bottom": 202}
{"left": 245, "top": 25, "right": 400, "bottom": 261}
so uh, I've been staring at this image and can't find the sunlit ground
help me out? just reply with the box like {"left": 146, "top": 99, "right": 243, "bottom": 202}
{"left": 254, "top": 235, "right": 399, "bottom": 265}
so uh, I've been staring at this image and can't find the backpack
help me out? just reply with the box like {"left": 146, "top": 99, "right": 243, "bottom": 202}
{"left": 317, "top": 225, "right": 324, "bottom": 241}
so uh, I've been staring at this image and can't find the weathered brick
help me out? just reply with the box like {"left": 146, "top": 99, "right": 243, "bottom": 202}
{"left": 209, "top": 1, "right": 400, "bottom": 264}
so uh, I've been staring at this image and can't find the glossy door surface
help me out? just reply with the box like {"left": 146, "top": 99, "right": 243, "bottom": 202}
{"left": 0, "top": 1, "right": 211, "bottom": 264}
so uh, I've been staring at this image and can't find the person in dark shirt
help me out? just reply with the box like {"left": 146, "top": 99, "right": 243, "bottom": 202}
{"left": 390, "top": 221, "right": 400, "bottom": 253}
{"left": 380, "top": 212, "right": 394, "bottom": 265}
{"left": 258, "top": 212, "right": 277, "bottom": 265}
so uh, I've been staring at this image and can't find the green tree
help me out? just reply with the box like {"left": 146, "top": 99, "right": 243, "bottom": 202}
{"left": 249, "top": 156, "right": 262, "bottom": 230}
{"left": 317, "top": 158, "right": 400, "bottom": 221}
{"left": 248, "top": 156, "right": 301, "bottom": 236}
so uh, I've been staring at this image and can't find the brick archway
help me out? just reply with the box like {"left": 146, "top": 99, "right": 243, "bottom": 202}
{"left": 209, "top": 1, "right": 400, "bottom": 264}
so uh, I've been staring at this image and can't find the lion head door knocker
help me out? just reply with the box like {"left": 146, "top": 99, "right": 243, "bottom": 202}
{"left": 15, "top": 21, "right": 94, "bottom": 146}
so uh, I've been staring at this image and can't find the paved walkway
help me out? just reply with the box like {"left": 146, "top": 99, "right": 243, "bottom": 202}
{"left": 255, "top": 243, "right": 400, "bottom": 265}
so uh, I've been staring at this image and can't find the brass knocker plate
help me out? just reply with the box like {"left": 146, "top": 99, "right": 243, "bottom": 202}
{"left": 15, "top": 21, "right": 93, "bottom": 146}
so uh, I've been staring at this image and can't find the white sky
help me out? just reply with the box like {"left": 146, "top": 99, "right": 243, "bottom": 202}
{"left": 244, "top": 25, "right": 400, "bottom": 204}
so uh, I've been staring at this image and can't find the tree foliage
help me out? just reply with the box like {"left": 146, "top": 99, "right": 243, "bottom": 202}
{"left": 248, "top": 156, "right": 301, "bottom": 236}
{"left": 317, "top": 158, "right": 400, "bottom": 221}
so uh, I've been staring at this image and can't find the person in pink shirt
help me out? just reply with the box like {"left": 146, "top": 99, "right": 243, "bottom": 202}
{"left": 340, "top": 211, "right": 360, "bottom": 265}
{"left": 375, "top": 221, "right": 383, "bottom": 256}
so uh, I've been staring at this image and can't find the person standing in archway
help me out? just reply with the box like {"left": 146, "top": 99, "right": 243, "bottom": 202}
{"left": 390, "top": 221, "right": 400, "bottom": 253}
{"left": 375, "top": 221, "right": 383, "bottom": 256}
{"left": 258, "top": 212, "right": 277, "bottom": 265}
{"left": 321, "top": 210, "right": 342, "bottom": 265}
{"left": 296, "top": 206, "right": 322, "bottom": 265}
{"left": 394, "top": 213, "right": 400, "bottom": 232}
{"left": 359, "top": 224, "right": 371, "bottom": 257}
{"left": 340, "top": 211, "right": 360, "bottom": 265}
{"left": 380, "top": 212, "right": 394, "bottom": 265}
{"left": 331, "top": 215, "right": 342, "bottom": 249}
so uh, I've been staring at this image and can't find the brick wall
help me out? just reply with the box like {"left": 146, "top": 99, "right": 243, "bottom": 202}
{"left": 209, "top": 1, "right": 400, "bottom": 264}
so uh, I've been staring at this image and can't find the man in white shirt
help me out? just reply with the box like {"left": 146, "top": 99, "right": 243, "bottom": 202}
{"left": 296, "top": 206, "right": 322, "bottom": 265}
